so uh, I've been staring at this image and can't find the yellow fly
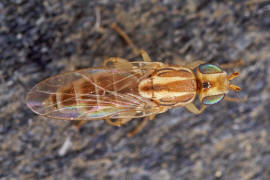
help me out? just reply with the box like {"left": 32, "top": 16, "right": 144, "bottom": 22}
{"left": 26, "top": 24, "right": 243, "bottom": 136}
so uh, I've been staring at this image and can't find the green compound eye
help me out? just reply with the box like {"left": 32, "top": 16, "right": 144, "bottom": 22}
{"left": 202, "top": 94, "right": 225, "bottom": 105}
{"left": 199, "top": 64, "right": 223, "bottom": 74}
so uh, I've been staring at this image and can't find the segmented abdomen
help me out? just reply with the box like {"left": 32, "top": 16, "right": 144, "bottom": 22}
{"left": 26, "top": 68, "right": 148, "bottom": 120}
{"left": 46, "top": 72, "right": 139, "bottom": 110}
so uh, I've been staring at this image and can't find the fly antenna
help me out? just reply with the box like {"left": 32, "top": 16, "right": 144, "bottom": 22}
{"left": 229, "top": 84, "right": 241, "bottom": 92}
{"left": 228, "top": 72, "right": 239, "bottom": 80}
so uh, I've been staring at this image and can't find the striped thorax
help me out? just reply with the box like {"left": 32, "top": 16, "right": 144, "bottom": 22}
{"left": 138, "top": 66, "right": 197, "bottom": 107}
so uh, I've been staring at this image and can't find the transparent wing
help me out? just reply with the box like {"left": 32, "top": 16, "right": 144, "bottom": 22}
{"left": 26, "top": 67, "right": 161, "bottom": 120}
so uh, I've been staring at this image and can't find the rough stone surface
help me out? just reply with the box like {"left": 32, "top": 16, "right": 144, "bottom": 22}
{"left": 1, "top": 0, "right": 270, "bottom": 179}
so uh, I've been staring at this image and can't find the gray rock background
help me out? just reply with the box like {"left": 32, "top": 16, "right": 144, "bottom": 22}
{"left": 1, "top": 0, "right": 270, "bottom": 179}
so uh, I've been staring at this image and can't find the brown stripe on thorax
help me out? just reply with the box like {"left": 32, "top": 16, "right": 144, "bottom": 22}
{"left": 152, "top": 79, "right": 197, "bottom": 92}
{"left": 140, "top": 77, "right": 197, "bottom": 93}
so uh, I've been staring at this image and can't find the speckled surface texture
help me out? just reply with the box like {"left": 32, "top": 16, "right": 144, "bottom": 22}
{"left": 1, "top": 0, "right": 270, "bottom": 179}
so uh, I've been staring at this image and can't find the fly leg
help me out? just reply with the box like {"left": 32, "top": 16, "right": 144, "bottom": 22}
{"left": 106, "top": 117, "right": 141, "bottom": 135}
{"left": 105, "top": 110, "right": 137, "bottom": 127}
{"left": 171, "top": 54, "right": 206, "bottom": 68}
{"left": 103, "top": 49, "right": 153, "bottom": 69}
{"left": 128, "top": 117, "right": 149, "bottom": 137}
{"left": 224, "top": 96, "right": 247, "bottom": 103}
{"left": 127, "top": 114, "right": 156, "bottom": 137}
{"left": 103, "top": 57, "right": 133, "bottom": 70}
{"left": 140, "top": 49, "right": 152, "bottom": 62}
{"left": 104, "top": 23, "right": 138, "bottom": 69}
{"left": 111, "top": 23, "right": 155, "bottom": 64}
{"left": 219, "top": 59, "right": 244, "bottom": 69}
{"left": 111, "top": 23, "right": 140, "bottom": 55}
{"left": 106, "top": 112, "right": 157, "bottom": 137}
{"left": 106, "top": 118, "right": 125, "bottom": 127}
{"left": 185, "top": 60, "right": 206, "bottom": 70}
{"left": 105, "top": 117, "right": 136, "bottom": 127}
{"left": 168, "top": 58, "right": 205, "bottom": 69}
{"left": 184, "top": 103, "right": 207, "bottom": 115}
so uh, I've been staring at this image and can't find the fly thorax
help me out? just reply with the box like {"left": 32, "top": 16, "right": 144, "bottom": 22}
{"left": 139, "top": 67, "right": 197, "bottom": 106}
